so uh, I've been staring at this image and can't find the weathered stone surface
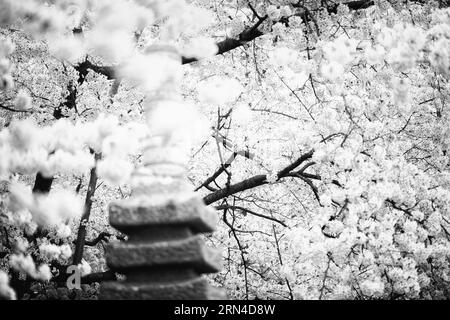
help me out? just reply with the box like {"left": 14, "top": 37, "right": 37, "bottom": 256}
{"left": 109, "top": 195, "right": 218, "bottom": 233}
{"left": 106, "top": 236, "right": 222, "bottom": 273}
{"left": 102, "top": 192, "right": 226, "bottom": 299}
{"left": 100, "top": 278, "right": 226, "bottom": 300}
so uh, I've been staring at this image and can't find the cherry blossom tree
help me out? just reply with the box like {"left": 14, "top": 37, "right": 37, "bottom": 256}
{"left": 1, "top": 0, "right": 450, "bottom": 300}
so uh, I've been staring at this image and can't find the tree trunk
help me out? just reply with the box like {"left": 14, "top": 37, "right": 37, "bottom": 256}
{"left": 72, "top": 152, "right": 101, "bottom": 265}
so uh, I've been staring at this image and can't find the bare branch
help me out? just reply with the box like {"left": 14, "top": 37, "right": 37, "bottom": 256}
{"left": 0, "top": 103, "right": 32, "bottom": 113}
{"left": 215, "top": 204, "right": 287, "bottom": 227}
{"left": 203, "top": 150, "right": 314, "bottom": 205}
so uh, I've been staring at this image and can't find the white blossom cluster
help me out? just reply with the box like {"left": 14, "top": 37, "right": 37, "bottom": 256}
{"left": 428, "top": 8, "right": 450, "bottom": 78}
{"left": 321, "top": 35, "right": 359, "bottom": 81}
{"left": 0, "top": 37, "right": 14, "bottom": 91}
{"left": 0, "top": 114, "right": 147, "bottom": 295}
{"left": 364, "top": 14, "right": 450, "bottom": 78}
{"left": 2, "top": 0, "right": 217, "bottom": 65}
{"left": 182, "top": 36, "right": 218, "bottom": 60}
{"left": 287, "top": 136, "right": 450, "bottom": 298}
{"left": 7, "top": 182, "right": 82, "bottom": 229}
{"left": 197, "top": 76, "right": 244, "bottom": 105}
{"left": 379, "top": 24, "right": 426, "bottom": 71}
{"left": 9, "top": 254, "right": 52, "bottom": 281}
{"left": 13, "top": 90, "right": 32, "bottom": 111}
{"left": 38, "top": 242, "right": 72, "bottom": 262}
{"left": 266, "top": 4, "right": 292, "bottom": 21}
{"left": 0, "top": 270, "right": 15, "bottom": 300}
{"left": 0, "top": 114, "right": 147, "bottom": 184}
{"left": 0, "top": 0, "right": 221, "bottom": 301}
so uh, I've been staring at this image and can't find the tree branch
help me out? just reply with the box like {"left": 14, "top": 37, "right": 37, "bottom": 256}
{"left": 0, "top": 103, "right": 32, "bottom": 113}
{"left": 215, "top": 204, "right": 287, "bottom": 227}
{"left": 72, "top": 152, "right": 101, "bottom": 265}
{"left": 84, "top": 232, "right": 109, "bottom": 246}
{"left": 222, "top": 209, "right": 249, "bottom": 299}
{"left": 327, "top": 0, "right": 375, "bottom": 13}
{"left": 81, "top": 270, "right": 117, "bottom": 284}
{"left": 81, "top": 231, "right": 125, "bottom": 246}
{"left": 32, "top": 172, "right": 54, "bottom": 194}
{"left": 74, "top": 1, "right": 381, "bottom": 79}
{"left": 182, "top": 15, "right": 268, "bottom": 64}
{"left": 203, "top": 150, "right": 313, "bottom": 205}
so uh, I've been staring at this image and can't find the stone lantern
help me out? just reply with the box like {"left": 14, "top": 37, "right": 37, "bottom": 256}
{"left": 100, "top": 46, "right": 225, "bottom": 299}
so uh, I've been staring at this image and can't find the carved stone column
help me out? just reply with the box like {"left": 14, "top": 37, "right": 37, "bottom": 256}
{"left": 99, "top": 46, "right": 226, "bottom": 299}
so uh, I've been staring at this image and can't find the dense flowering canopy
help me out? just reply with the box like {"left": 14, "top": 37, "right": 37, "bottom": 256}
{"left": 1, "top": 0, "right": 450, "bottom": 300}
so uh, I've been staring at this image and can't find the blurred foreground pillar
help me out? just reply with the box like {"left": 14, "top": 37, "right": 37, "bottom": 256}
{"left": 100, "top": 46, "right": 226, "bottom": 299}
{"left": 99, "top": 182, "right": 226, "bottom": 299}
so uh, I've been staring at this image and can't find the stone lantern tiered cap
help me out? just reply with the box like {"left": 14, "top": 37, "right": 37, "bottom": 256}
{"left": 108, "top": 194, "right": 218, "bottom": 234}
{"left": 100, "top": 191, "right": 226, "bottom": 300}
